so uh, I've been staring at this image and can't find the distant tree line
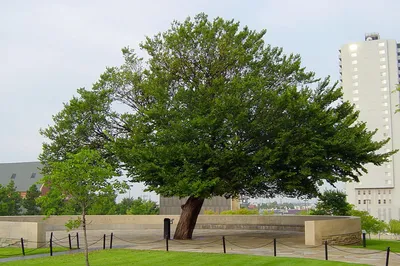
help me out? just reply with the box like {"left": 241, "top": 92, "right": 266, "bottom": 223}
{"left": 0, "top": 180, "right": 159, "bottom": 216}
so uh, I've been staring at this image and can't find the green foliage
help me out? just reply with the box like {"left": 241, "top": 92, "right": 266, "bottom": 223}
{"left": 65, "top": 217, "right": 82, "bottom": 232}
{"left": 0, "top": 181, "right": 22, "bottom": 216}
{"left": 40, "top": 149, "right": 127, "bottom": 218}
{"left": 204, "top": 209, "right": 217, "bottom": 215}
{"left": 262, "top": 210, "right": 274, "bottom": 215}
{"left": 87, "top": 189, "right": 118, "bottom": 215}
{"left": 115, "top": 197, "right": 135, "bottom": 215}
{"left": 127, "top": 198, "right": 159, "bottom": 215}
{"left": 22, "top": 184, "right": 41, "bottom": 215}
{"left": 296, "top": 209, "right": 310, "bottom": 215}
{"left": 220, "top": 208, "right": 258, "bottom": 215}
{"left": 350, "top": 209, "right": 387, "bottom": 235}
{"left": 310, "top": 190, "right": 352, "bottom": 216}
{"left": 36, "top": 188, "right": 80, "bottom": 215}
{"left": 388, "top": 219, "right": 400, "bottom": 235}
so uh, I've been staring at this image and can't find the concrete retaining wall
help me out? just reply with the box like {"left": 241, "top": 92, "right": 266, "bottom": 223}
{"left": 305, "top": 217, "right": 361, "bottom": 245}
{"left": 0, "top": 215, "right": 361, "bottom": 246}
{"left": 0, "top": 221, "right": 46, "bottom": 248}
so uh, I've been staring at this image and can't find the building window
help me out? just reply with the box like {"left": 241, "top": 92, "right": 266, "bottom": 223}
{"left": 383, "top": 95, "right": 388, "bottom": 100}
{"left": 353, "top": 90, "right": 359, "bottom": 94}
{"left": 389, "top": 190, "right": 391, "bottom": 194}
{"left": 389, "top": 199, "right": 392, "bottom": 204}
{"left": 381, "top": 72, "right": 387, "bottom": 77}
{"left": 385, "top": 125, "right": 390, "bottom": 130}
{"left": 381, "top": 87, "right": 388, "bottom": 92}
{"left": 364, "top": 200, "right": 367, "bottom": 204}
{"left": 353, "top": 82, "right": 359, "bottom": 87}
{"left": 383, "top": 109, "right": 389, "bottom": 114}
{"left": 378, "top": 200, "right": 381, "bottom": 204}
{"left": 353, "top": 67, "right": 358, "bottom": 71}
{"left": 358, "top": 200, "right": 361, "bottom": 204}
{"left": 386, "top": 164, "right": 391, "bottom": 168}
{"left": 382, "top": 80, "right": 387, "bottom": 84}
{"left": 353, "top": 75, "right": 358, "bottom": 79}
{"left": 380, "top": 57, "right": 386, "bottom": 62}
{"left": 353, "top": 97, "right": 359, "bottom": 102}
{"left": 385, "top": 172, "right": 391, "bottom": 176}
{"left": 11, "top": 173, "right": 16, "bottom": 180}
{"left": 384, "top": 117, "right": 389, "bottom": 122}
{"left": 355, "top": 104, "right": 359, "bottom": 109}
{"left": 379, "top": 50, "right": 386, "bottom": 54}
{"left": 383, "top": 190, "right": 386, "bottom": 194}
{"left": 368, "top": 190, "right": 371, "bottom": 195}
{"left": 384, "top": 132, "right": 388, "bottom": 137}
{"left": 384, "top": 200, "right": 386, "bottom": 204}
{"left": 349, "top": 44, "right": 358, "bottom": 51}
{"left": 352, "top": 60, "right": 358, "bottom": 65}
{"left": 380, "top": 65, "right": 387, "bottom": 69}
{"left": 383, "top": 102, "right": 388, "bottom": 107}
{"left": 351, "top": 53, "right": 357, "bottom": 57}
{"left": 358, "top": 190, "right": 361, "bottom": 195}
{"left": 378, "top": 190, "right": 380, "bottom": 194}
{"left": 379, "top": 42, "right": 385, "bottom": 47}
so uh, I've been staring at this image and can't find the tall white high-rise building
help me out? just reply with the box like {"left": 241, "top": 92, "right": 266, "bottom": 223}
{"left": 341, "top": 33, "right": 400, "bottom": 222}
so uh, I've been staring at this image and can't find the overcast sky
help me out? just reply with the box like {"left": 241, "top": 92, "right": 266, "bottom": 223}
{"left": 1, "top": 0, "right": 399, "bottom": 200}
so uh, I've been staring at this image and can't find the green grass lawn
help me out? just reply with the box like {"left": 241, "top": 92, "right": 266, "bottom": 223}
{"left": 0, "top": 247, "right": 69, "bottom": 258}
{"left": 1, "top": 249, "right": 367, "bottom": 266}
{"left": 350, "top": 239, "right": 400, "bottom": 253}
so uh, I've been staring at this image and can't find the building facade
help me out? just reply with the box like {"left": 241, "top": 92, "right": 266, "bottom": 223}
{"left": 341, "top": 33, "right": 400, "bottom": 222}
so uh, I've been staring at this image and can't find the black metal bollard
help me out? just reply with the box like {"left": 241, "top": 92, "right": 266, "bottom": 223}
{"left": 273, "top": 238, "right": 276, "bottom": 257}
{"left": 76, "top": 232, "right": 80, "bottom": 249}
{"left": 362, "top": 231, "right": 366, "bottom": 247}
{"left": 20, "top": 238, "right": 25, "bottom": 256}
{"left": 222, "top": 236, "right": 226, "bottom": 254}
{"left": 324, "top": 241, "right": 328, "bottom": 261}
{"left": 110, "top": 233, "right": 113, "bottom": 249}
{"left": 68, "top": 234, "right": 72, "bottom": 250}
{"left": 164, "top": 218, "right": 171, "bottom": 240}
{"left": 165, "top": 237, "right": 169, "bottom": 251}
{"left": 386, "top": 247, "right": 390, "bottom": 266}
{"left": 50, "top": 232, "right": 53, "bottom": 256}
{"left": 103, "top": 234, "right": 106, "bottom": 250}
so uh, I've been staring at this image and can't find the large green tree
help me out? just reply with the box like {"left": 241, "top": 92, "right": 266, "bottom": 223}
{"left": 350, "top": 209, "right": 387, "bottom": 238}
{"left": 40, "top": 14, "right": 395, "bottom": 239}
{"left": 39, "top": 149, "right": 127, "bottom": 266}
{"left": 127, "top": 198, "right": 159, "bottom": 215}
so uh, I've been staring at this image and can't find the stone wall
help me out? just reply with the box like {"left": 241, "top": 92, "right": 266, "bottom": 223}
{"left": 0, "top": 221, "right": 46, "bottom": 248}
{"left": 305, "top": 217, "right": 361, "bottom": 246}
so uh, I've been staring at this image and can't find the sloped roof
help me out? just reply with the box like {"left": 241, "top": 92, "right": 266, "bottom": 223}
{"left": 0, "top": 162, "right": 43, "bottom": 192}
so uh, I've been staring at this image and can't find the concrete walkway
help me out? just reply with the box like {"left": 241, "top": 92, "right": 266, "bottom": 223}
{"left": 1, "top": 229, "right": 399, "bottom": 265}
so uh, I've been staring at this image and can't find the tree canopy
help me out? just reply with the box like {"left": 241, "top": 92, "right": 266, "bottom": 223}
{"left": 310, "top": 190, "right": 353, "bottom": 216}
{"left": 40, "top": 13, "right": 394, "bottom": 239}
{"left": 0, "top": 180, "right": 21, "bottom": 216}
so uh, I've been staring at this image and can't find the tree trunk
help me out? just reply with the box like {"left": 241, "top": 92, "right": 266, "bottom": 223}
{"left": 82, "top": 207, "right": 90, "bottom": 266}
{"left": 173, "top": 196, "right": 204, "bottom": 240}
